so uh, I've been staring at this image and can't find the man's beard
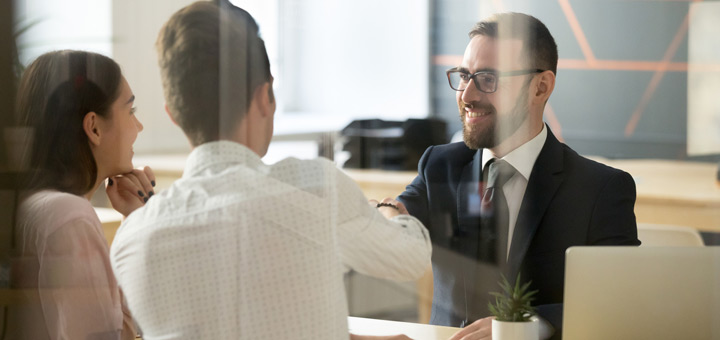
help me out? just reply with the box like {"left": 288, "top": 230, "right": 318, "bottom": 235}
{"left": 460, "top": 85, "right": 530, "bottom": 150}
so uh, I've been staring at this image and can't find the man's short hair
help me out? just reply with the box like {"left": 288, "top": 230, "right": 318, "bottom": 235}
{"left": 157, "top": 0, "right": 272, "bottom": 146}
{"left": 469, "top": 12, "right": 558, "bottom": 75}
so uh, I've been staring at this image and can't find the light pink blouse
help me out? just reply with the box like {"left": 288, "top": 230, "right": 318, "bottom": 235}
{"left": 9, "top": 190, "right": 135, "bottom": 340}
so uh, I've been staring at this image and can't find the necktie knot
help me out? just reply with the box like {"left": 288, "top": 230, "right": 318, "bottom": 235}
{"left": 481, "top": 159, "right": 516, "bottom": 204}
{"left": 485, "top": 159, "right": 516, "bottom": 190}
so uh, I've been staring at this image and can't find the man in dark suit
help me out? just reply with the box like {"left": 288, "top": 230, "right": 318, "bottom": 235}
{"left": 397, "top": 13, "right": 640, "bottom": 340}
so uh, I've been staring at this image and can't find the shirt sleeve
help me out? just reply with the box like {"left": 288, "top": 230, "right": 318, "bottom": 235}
{"left": 334, "top": 166, "right": 431, "bottom": 281}
{"left": 119, "top": 288, "right": 138, "bottom": 340}
{"left": 37, "top": 217, "right": 135, "bottom": 340}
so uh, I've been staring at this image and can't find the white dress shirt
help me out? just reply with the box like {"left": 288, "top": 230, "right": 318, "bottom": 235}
{"left": 110, "top": 141, "right": 431, "bottom": 340}
{"left": 481, "top": 125, "right": 547, "bottom": 258}
{"left": 482, "top": 125, "right": 554, "bottom": 339}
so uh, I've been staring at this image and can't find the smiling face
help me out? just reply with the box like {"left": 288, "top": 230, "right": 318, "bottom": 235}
{"left": 457, "top": 35, "right": 535, "bottom": 151}
{"left": 93, "top": 76, "right": 143, "bottom": 177}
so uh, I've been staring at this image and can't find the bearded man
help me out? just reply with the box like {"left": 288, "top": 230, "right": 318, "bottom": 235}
{"left": 397, "top": 12, "right": 640, "bottom": 340}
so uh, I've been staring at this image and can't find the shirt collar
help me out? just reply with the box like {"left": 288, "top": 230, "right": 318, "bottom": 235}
{"left": 184, "top": 141, "right": 264, "bottom": 178}
{"left": 481, "top": 124, "right": 547, "bottom": 181}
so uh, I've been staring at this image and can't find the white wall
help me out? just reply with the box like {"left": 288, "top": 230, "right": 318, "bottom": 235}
{"left": 112, "top": 0, "right": 195, "bottom": 154}
{"left": 15, "top": 0, "right": 112, "bottom": 65}
{"left": 280, "top": 0, "right": 431, "bottom": 125}
{"left": 687, "top": 2, "right": 720, "bottom": 156}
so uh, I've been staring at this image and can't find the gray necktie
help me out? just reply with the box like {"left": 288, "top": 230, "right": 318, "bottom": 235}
{"left": 478, "top": 159, "right": 516, "bottom": 266}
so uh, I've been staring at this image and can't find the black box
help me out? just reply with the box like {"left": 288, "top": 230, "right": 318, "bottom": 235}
{"left": 341, "top": 118, "right": 447, "bottom": 171}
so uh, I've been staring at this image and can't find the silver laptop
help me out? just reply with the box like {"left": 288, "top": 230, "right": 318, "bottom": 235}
{"left": 563, "top": 246, "right": 720, "bottom": 340}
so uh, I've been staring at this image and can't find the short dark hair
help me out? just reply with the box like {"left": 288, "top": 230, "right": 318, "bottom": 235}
{"left": 469, "top": 12, "right": 558, "bottom": 75}
{"left": 156, "top": 0, "right": 272, "bottom": 147}
{"left": 16, "top": 50, "right": 122, "bottom": 196}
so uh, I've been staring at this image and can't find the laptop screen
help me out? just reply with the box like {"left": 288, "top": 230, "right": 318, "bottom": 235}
{"left": 562, "top": 246, "right": 720, "bottom": 340}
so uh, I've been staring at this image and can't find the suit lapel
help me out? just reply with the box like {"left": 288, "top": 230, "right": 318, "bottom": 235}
{"left": 507, "top": 127, "right": 565, "bottom": 279}
{"left": 456, "top": 150, "right": 482, "bottom": 235}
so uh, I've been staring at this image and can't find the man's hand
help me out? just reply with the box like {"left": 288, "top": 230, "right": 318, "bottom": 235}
{"left": 447, "top": 317, "right": 494, "bottom": 340}
{"left": 350, "top": 334, "right": 412, "bottom": 340}
{"left": 106, "top": 166, "right": 156, "bottom": 217}
{"left": 367, "top": 197, "right": 409, "bottom": 219}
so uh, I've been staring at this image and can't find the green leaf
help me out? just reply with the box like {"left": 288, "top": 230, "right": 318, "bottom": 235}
{"left": 13, "top": 18, "right": 43, "bottom": 39}
{"left": 486, "top": 273, "right": 537, "bottom": 322}
{"left": 12, "top": 17, "right": 45, "bottom": 83}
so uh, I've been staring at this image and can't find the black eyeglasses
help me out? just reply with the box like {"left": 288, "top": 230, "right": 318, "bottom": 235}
{"left": 446, "top": 68, "right": 545, "bottom": 93}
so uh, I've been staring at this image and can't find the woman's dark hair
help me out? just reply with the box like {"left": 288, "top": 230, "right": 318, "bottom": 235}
{"left": 16, "top": 50, "right": 122, "bottom": 196}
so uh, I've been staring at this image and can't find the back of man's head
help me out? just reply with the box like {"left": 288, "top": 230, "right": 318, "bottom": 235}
{"left": 469, "top": 12, "right": 558, "bottom": 75}
{"left": 157, "top": 0, "right": 272, "bottom": 147}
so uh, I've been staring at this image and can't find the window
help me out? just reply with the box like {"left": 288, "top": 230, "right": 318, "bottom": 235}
{"left": 238, "top": 0, "right": 431, "bottom": 135}
{"left": 14, "top": 0, "right": 112, "bottom": 64}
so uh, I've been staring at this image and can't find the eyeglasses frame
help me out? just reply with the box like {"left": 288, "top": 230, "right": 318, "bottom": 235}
{"left": 446, "top": 68, "right": 546, "bottom": 93}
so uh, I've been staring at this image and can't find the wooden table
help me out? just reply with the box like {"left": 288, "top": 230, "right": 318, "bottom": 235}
{"left": 0, "top": 289, "right": 39, "bottom": 306}
{"left": 348, "top": 316, "right": 459, "bottom": 340}
{"left": 341, "top": 169, "right": 416, "bottom": 202}
{"left": 602, "top": 159, "right": 720, "bottom": 232}
{"left": 94, "top": 207, "right": 123, "bottom": 247}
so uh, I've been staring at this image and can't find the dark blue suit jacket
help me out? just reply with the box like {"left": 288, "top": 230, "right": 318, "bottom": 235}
{"left": 398, "top": 127, "right": 640, "bottom": 339}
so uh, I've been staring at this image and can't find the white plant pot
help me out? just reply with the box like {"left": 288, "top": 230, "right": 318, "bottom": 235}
{"left": 492, "top": 318, "right": 539, "bottom": 340}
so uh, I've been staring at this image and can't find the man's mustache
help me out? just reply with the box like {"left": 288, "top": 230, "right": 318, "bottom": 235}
{"left": 463, "top": 102, "right": 496, "bottom": 113}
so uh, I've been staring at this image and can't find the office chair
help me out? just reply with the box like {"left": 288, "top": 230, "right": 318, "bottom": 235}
{"left": 637, "top": 223, "right": 705, "bottom": 247}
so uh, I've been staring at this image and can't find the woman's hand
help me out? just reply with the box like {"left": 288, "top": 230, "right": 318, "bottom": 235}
{"left": 106, "top": 166, "right": 156, "bottom": 217}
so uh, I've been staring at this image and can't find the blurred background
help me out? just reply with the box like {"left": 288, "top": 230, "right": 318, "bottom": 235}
{"left": 10, "top": 0, "right": 720, "bottom": 161}
{"left": 2, "top": 0, "right": 719, "bottom": 325}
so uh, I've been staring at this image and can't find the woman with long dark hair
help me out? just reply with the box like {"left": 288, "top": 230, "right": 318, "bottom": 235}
{"left": 10, "top": 50, "right": 153, "bottom": 340}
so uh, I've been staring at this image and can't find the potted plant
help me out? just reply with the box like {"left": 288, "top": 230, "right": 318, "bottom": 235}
{"left": 488, "top": 274, "right": 539, "bottom": 340}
